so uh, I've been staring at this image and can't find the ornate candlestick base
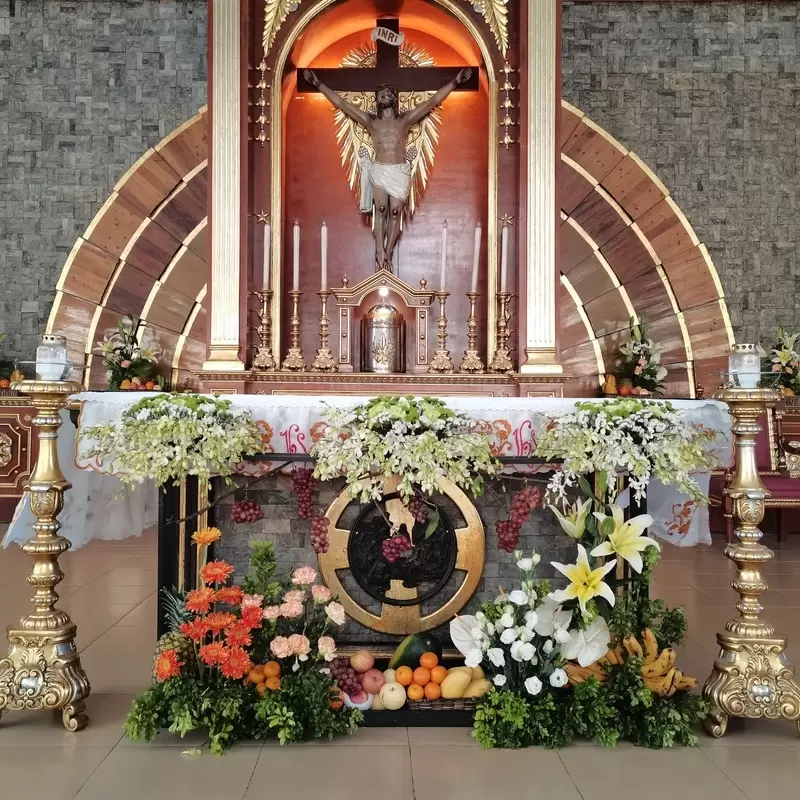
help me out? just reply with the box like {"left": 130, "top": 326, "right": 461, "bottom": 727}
{"left": 459, "top": 291, "right": 485, "bottom": 374}
{"left": 311, "top": 290, "right": 338, "bottom": 373}
{"left": 429, "top": 291, "right": 455, "bottom": 374}
{"left": 489, "top": 292, "right": 514, "bottom": 373}
{"left": 250, "top": 289, "right": 277, "bottom": 372}
{"left": 703, "top": 387, "right": 800, "bottom": 737}
{"left": 0, "top": 380, "right": 90, "bottom": 731}
{"left": 281, "top": 289, "right": 306, "bottom": 372}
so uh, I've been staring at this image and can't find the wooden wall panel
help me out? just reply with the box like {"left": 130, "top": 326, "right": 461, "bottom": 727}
{"left": 153, "top": 168, "right": 208, "bottom": 243}
{"left": 621, "top": 268, "right": 674, "bottom": 322}
{"left": 562, "top": 119, "right": 627, "bottom": 183}
{"left": 145, "top": 286, "right": 196, "bottom": 334}
{"left": 115, "top": 149, "right": 183, "bottom": 217}
{"left": 59, "top": 240, "right": 119, "bottom": 305}
{"left": 84, "top": 193, "right": 147, "bottom": 259}
{"left": 602, "top": 154, "right": 666, "bottom": 220}
{"left": 559, "top": 158, "right": 595, "bottom": 215}
{"left": 156, "top": 111, "right": 209, "bottom": 176}
{"left": 661, "top": 245, "right": 721, "bottom": 311}
{"left": 124, "top": 220, "right": 184, "bottom": 280}
{"left": 559, "top": 219, "right": 595, "bottom": 273}
{"left": 564, "top": 252, "right": 615, "bottom": 303}
{"left": 599, "top": 226, "right": 657, "bottom": 284}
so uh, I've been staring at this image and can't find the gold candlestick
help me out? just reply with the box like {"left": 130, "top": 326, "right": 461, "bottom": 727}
{"left": 0, "top": 379, "right": 90, "bottom": 731}
{"left": 311, "top": 290, "right": 337, "bottom": 372}
{"left": 459, "top": 291, "right": 485, "bottom": 374}
{"left": 281, "top": 289, "right": 306, "bottom": 372}
{"left": 429, "top": 291, "right": 455, "bottom": 374}
{"left": 250, "top": 289, "right": 277, "bottom": 372}
{"left": 489, "top": 292, "right": 514, "bottom": 373}
{"left": 703, "top": 386, "right": 800, "bottom": 737}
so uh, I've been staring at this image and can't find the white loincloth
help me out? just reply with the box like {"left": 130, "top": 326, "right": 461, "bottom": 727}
{"left": 359, "top": 159, "right": 412, "bottom": 213}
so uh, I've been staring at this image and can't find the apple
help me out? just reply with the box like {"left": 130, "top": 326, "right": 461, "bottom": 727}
{"left": 361, "top": 668, "right": 385, "bottom": 695}
{"left": 383, "top": 668, "right": 397, "bottom": 684}
{"left": 379, "top": 682, "right": 406, "bottom": 711}
{"left": 350, "top": 649, "right": 375, "bottom": 673}
{"left": 344, "top": 690, "right": 373, "bottom": 711}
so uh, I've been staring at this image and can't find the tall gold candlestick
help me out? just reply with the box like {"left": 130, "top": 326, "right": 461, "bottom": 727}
{"left": 0, "top": 379, "right": 90, "bottom": 731}
{"left": 489, "top": 292, "right": 514, "bottom": 373}
{"left": 250, "top": 289, "right": 277, "bottom": 372}
{"left": 281, "top": 289, "right": 306, "bottom": 372}
{"left": 703, "top": 386, "right": 800, "bottom": 737}
{"left": 311, "top": 290, "right": 337, "bottom": 372}
{"left": 429, "top": 291, "right": 455, "bottom": 374}
{"left": 459, "top": 291, "right": 485, "bottom": 374}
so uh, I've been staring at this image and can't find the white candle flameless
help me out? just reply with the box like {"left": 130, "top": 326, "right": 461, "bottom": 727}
{"left": 500, "top": 223, "right": 509, "bottom": 293}
{"left": 262, "top": 220, "right": 271, "bottom": 289}
{"left": 292, "top": 221, "right": 300, "bottom": 291}
{"left": 440, "top": 220, "right": 448, "bottom": 291}
{"left": 320, "top": 221, "right": 328, "bottom": 291}
{"left": 471, "top": 222, "right": 481, "bottom": 293}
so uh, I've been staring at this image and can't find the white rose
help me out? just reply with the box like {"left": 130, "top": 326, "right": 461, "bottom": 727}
{"left": 543, "top": 639, "right": 554, "bottom": 655}
{"left": 554, "top": 627, "right": 571, "bottom": 644}
{"left": 493, "top": 674, "right": 507, "bottom": 687}
{"left": 532, "top": 553, "right": 541, "bottom": 566}
{"left": 549, "top": 668, "right": 568, "bottom": 688}
{"left": 524, "top": 610, "right": 539, "bottom": 630}
{"left": 488, "top": 648, "right": 505, "bottom": 667}
{"left": 498, "top": 613, "right": 514, "bottom": 629}
{"left": 516, "top": 557, "right": 534, "bottom": 571}
{"left": 509, "top": 590, "right": 528, "bottom": 606}
{"left": 511, "top": 641, "right": 535, "bottom": 662}
{"left": 465, "top": 649, "right": 483, "bottom": 668}
{"left": 517, "top": 627, "right": 533, "bottom": 643}
{"left": 500, "top": 627, "right": 518, "bottom": 645}
{"left": 524, "top": 676, "right": 542, "bottom": 696}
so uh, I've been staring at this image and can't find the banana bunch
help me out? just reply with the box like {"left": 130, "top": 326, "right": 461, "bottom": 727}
{"left": 564, "top": 628, "right": 698, "bottom": 697}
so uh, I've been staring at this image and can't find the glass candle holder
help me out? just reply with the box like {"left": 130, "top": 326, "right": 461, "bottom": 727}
{"left": 35, "top": 334, "right": 70, "bottom": 381}
{"left": 729, "top": 343, "right": 761, "bottom": 389}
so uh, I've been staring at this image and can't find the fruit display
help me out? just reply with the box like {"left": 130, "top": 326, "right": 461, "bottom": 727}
{"left": 396, "top": 651, "right": 491, "bottom": 705}
{"left": 118, "top": 376, "right": 163, "bottom": 391}
{"left": 602, "top": 374, "right": 617, "bottom": 395}
{"left": 378, "top": 681, "right": 407, "bottom": 710}
{"left": 388, "top": 632, "right": 443, "bottom": 670}
{"left": 331, "top": 657, "right": 362, "bottom": 696}
{"left": 564, "top": 629, "right": 698, "bottom": 697}
{"left": 231, "top": 498, "right": 264, "bottom": 524}
{"left": 152, "top": 588, "right": 198, "bottom": 681}
{"left": 245, "top": 660, "right": 283, "bottom": 695}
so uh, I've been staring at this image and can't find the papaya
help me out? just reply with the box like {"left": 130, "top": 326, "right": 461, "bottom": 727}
{"left": 462, "top": 678, "right": 492, "bottom": 698}
{"left": 441, "top": 670, "right": 472, "bottom": 699}
{"left": 389, "top": 632, "right": 443, "bottom": 670}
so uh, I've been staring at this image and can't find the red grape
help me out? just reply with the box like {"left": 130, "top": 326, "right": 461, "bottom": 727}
{"left": 311, "top": 514, "right": 330, "bottom": 554}
{"left": 292, "top": 467, "right": 315, "bottom": 520}
{"left": 231, "top": 498, "right": 263, "bottom": 524}
{"left": 382, "top": 533, "right": 412, "bottom": 564}
{"left": 407, "top": 495, "right": 429, "bottom": 523}
{"left": 496, "top": 485, "right": 543, "bottom": 552}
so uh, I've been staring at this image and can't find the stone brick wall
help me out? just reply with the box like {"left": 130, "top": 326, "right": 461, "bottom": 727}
{"left": 562, "top": 1, "right": 800, "bottom": 344}
{"left": 0, "top": 0, "right": 207, "bottom": 361}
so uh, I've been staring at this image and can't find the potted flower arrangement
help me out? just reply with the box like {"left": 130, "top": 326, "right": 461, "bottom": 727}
{"left": 95, "top": 314, "right": 162, "bottom": 391}
{"left": 126, "top": 531, "right": 362, "bottom": 753}
{"left": 765, "top": 328, "right": 800, "bottom": 396}
{"left": 606, "top": 318, "right": 668, "bottom": 396}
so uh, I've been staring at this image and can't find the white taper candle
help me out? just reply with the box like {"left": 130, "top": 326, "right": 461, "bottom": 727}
{"left": 500, "top": 223, "right": 509, "bottom": 293}
{"left": 320, "top": 221, "right": 328, "bottom": 291}
{"left": 471, "top": 222, "right": 481, "bottom": 292}
{"left": 440, "top": 220, "right": 448, "bottom": 291}
{"left": 262, "top": 220, "right": 271, "bottom": 289}
{"left": 292, "top": 221, "right": 300, "bottom": 291}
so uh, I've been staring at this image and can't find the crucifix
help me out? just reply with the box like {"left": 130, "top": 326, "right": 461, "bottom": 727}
{"left": 298, "top": 17, "right": 480, "bottom": 273}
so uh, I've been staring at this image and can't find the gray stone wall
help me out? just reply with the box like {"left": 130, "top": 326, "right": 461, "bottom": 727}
{"left": 0, "top": 0, "right": 207, "bottom": 361}
{"left": 562, "top": 1, "right": 800, "bottom": 344}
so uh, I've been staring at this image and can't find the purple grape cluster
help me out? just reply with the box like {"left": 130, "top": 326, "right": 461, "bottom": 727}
{"left": 231, "top": 498, "right": 263, "bottom": 524}
{"left": 496, "top": 485, "right": 544, "bottom": 553}
{"left": 292, "top": 467, "right": 315, "bottom": 520}
{"left": 311, "top": 514, "right": 330, "bottom": 554}
{"left": 408, "top": 495, "right": 429, "bottom": 523}
{"left": 382, "top": 533, "right": 412, "bottom": 564}
{"left": 331, "top": 657, "right": 361, "bottom": 694}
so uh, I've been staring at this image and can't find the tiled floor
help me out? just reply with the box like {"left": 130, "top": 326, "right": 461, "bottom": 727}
{"left": 1, "top": 527, "right": 800, "bottom": 800}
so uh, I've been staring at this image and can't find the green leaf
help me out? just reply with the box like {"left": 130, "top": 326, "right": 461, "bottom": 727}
{"left": 424, "top": 508, "right": 441, "bottom": 539}
{"left": 599, "top": 516, "right": 616, "bottom": 539}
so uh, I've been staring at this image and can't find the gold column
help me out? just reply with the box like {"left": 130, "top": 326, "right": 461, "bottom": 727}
{"left": 703, "top": 387, "right": 800, "bottom": 737}
{"left": 0, "top": 380, "right": 90, "bottom": 731}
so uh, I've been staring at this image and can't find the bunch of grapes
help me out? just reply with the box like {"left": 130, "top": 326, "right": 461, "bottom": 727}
{"left": 291, "top": 467, "right": 315, "bottom": 519}
{"left": 231, "top": 498, "right": 263, "bottom": 524}
{"left": 311, "top": 514, "right": 330, "bottom": 554}
{"left": 331, "top": 657, "right": 361, "bottom": 695}
{"left": 407, "top": 495, "right": 429, "bottom": 523}
{"left": 381, "top": 533, "right": 412, "bottom": 564}
{"left": 496, "top": 485, "right": 544, "bottom": 552}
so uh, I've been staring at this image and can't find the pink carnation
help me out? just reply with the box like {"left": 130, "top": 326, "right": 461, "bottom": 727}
{"left": 270, "top": 636, "right": 292, "bottom": 660}
{"left": 317, "top": 636, "right": 337, "bottom": 660}
{"left": 262, "top": 605, "right": 282, "bottom": 621}
{"left": 312, "top": 585, "right": 332, "bottom": 604}
{"left": 288, "top": 633, "right": 311, "bottom": 658}
{"left": 292, "top": 566, "right": 318, "bottom": 586}
{"left": 241, "top": 593, "right": 264, "bottom": 610}
{"left": 283, "top": 589, "right": 306, "bottom": 604}
{"left": 325, "top": 601, "right": 346, "bottom": 626}
{"left": 120, "top": 359, "right": 131, "bottom": 368}
{"left": 280, "top": 601, "right": 304, "bottom": 619}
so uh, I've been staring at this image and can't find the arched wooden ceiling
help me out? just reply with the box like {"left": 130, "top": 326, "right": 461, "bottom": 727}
{"left": 47, "top": 100, "right": 733, "bottom": 396}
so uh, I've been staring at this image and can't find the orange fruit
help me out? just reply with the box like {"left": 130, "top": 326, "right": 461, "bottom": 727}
{"left": 395, "top": 666, "right": 413, "bottom": 686}
{"left": 407, "top": 683, "right": 424, "bottom": 701}
{"left": 413, "top": 667, "right": 431, "bottom": 687}
{"left": 256, "top": 681, "right": 267, "bottom": 696}
{"left": 248, "top": 667, "right": 265, "bottom": 684}
{"left": 329, "top": 686, "right": 344, "bottom": 710}
{"left": 419, "top": 652, "right": 439, "bottom": 670}
{"left": 144, "top": 381, "right": 155, "bottom": 390}
{"left": 263, "top": 661, "right": 281, "bottom": 678}
{"left": 424, "top": 682, "right": 441, "bottom": 700}
{"left": 265, "top": 675, "right": 281, "bottom": 691}
{"left": 430, "top": 665, "right": 448, "bottom": 685}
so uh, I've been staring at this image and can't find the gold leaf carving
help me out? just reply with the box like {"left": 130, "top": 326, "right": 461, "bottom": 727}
{"left": 470, "top": 0, "right": 509, "bottom": 55}
{"left": 0, "top": 432, "right": 11, "bottom": 468}
{"left": 262, "top": 0, "right": 301, "bottom": 56}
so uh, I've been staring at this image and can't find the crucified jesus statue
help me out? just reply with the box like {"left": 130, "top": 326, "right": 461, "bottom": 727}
{"left": 303, "top": 67, "right": 473, "bottom": 273}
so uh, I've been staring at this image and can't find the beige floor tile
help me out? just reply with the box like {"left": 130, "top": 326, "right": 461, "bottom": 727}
{"left": 279, "top": 725, "right": 409, "bottom": 746}
{"left": 247, "top": 744, "right": 414, "bottom": 800}
{"left": 558, "top": 747, "right": 748, "bottom": 800}
{"left": 76, "top": 745, "right": 261, "bottom": 800}
{"left": 408, "top": 726, "right": 476, "bottom": 746}
{"left": 0, "top": 694, "right": 131, "bottom": 748}
{"left": 0, "top": 745, "right": 113, "bottom": 800}
{"left": 412, "top": 746, "right": 582, "bottom": 799}
{"left": 118, "top": 726, "right": 211, "bottom": 748}
{"left": 699, "top": 717, "right": 800, "bottom": 747}
{"left": 702, "top": 745, "right": 800, "bottom": 799}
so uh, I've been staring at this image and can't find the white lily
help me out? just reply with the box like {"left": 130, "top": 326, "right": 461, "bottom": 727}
{"left": 550, "top": 544, "right": 617, "bottom": 614}
{"left": 591, "top": 505, "right": 658, "bottom": 574}
{"left": 550, "top": 497, "right": 592, "bottom": 540}
{"left": 561, "top": 617, "right": 611, "bottom": 667}
{"left": 533, "top": 597, "right": 573, "bottom": 637}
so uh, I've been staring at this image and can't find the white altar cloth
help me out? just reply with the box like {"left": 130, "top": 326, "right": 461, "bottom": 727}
{"left": 3, "top": 394, "right": 731, "bottom": 550}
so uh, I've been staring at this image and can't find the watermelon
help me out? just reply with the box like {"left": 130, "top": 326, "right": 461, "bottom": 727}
{"left": 389, "top": 632, "right": 443, "bottom": 670}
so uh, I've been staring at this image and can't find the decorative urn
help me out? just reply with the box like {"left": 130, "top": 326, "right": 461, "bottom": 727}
{"left": 361, "top": 300, "right": 406, "bottom": 374}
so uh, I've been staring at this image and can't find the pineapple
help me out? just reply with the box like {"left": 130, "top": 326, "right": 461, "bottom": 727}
{"left": 152, "top": 587, "right": 198, "bottom": 681}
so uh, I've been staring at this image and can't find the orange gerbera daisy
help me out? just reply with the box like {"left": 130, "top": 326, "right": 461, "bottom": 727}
{"left": 180, "top": 618, "right": 210, "bottom": 643}
{"left": 224, "top": 622, "right": 252, "bottom": 648}
{"left": 153, "top": 649, "right": 184, "bottom": 682}
{"left": 204, "top": 611, "right": 237, "bottom": 632}
{"left": 199, "top": 641, "right": 227, "bottom": 665}
{"left": 200, "top": 560, "right": 235, "bottom": 586}
{"left": 240, "top": 605, "right": 263, "bottom": 630}
{"left": 214, "top": 586, "right": 244, "bottom": 606}
{"left": 219, "top": 645, "right": 252, "bottom": 680}
{"left": 192, "top": 527, "right": 223, "bottom": 547}
{"left": 185, "top": 587, "right": 216, "bottom": 615}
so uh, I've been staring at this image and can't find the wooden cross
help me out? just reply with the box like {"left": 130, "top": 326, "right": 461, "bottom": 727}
{"left": 296, "top": 17, "right": 480, "bottom": 94}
